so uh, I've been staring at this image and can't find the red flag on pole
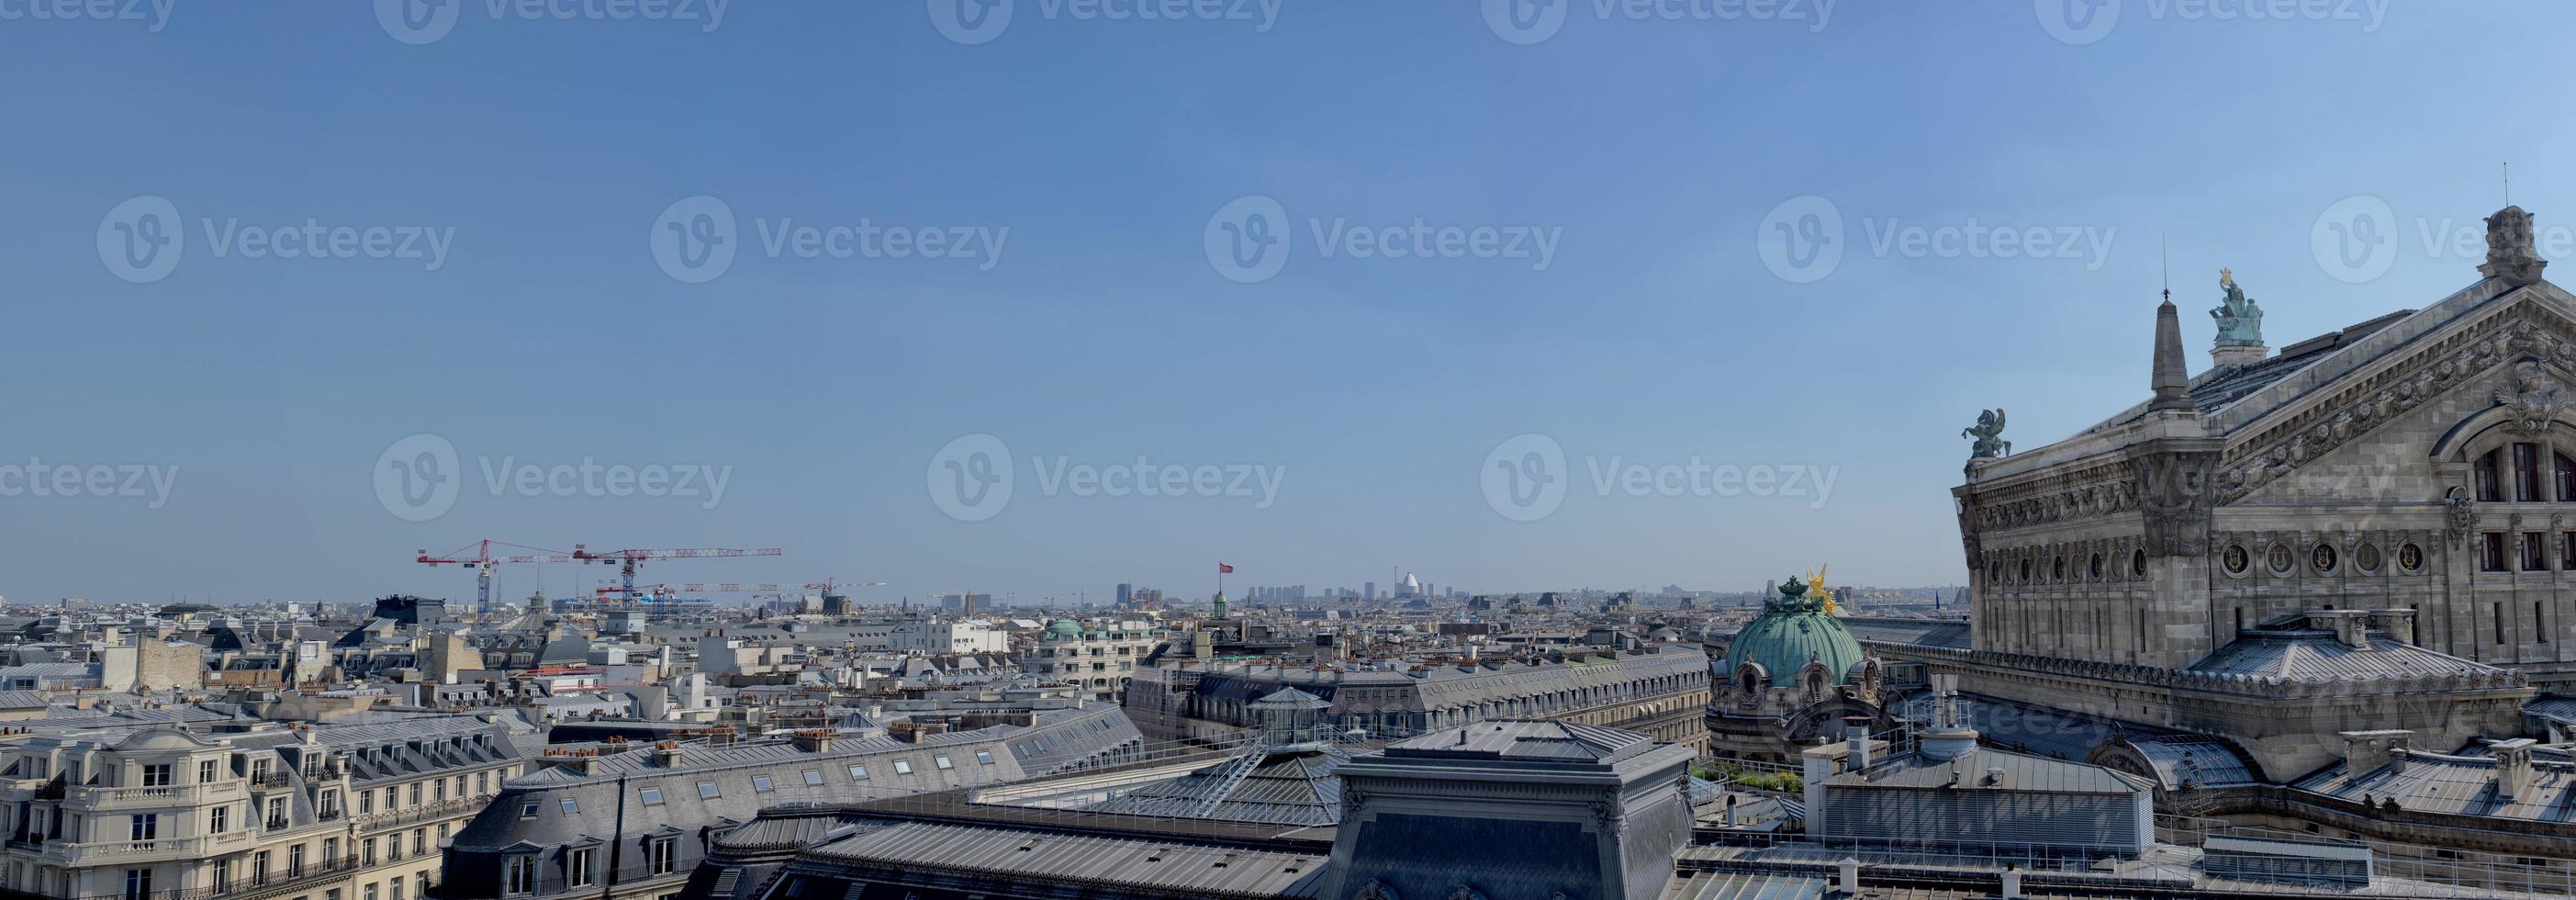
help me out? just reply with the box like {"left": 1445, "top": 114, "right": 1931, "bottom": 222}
{"left": 1217, "top": 562, "right": 1234, "bottom": 574}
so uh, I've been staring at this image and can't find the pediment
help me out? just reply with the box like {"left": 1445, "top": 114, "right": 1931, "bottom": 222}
{"left": 2215, "top": 291, "right": 2576, "bottom": 504}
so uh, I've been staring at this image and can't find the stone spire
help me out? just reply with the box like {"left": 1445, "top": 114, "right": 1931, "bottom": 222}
{"left": 2149, "top": 298, "right": 2193, "bottom": 412}
{"left": 2481, "top": 205, "right": 2548, "bottom": 286}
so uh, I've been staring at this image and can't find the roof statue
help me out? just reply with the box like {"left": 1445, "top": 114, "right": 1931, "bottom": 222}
{"left": 2210, "top": 268, "right": 2263, "bottom": 348}
{"left": 1805, "top": 564, "right": 1837, "bottom": 616}
{"left": 1962, "top": 409, "right": 2009, "bottom": 459}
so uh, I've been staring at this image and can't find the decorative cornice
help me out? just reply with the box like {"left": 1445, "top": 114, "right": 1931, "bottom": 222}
{"left": 2219, "top": 310, "right": 2570, "bottom": 504}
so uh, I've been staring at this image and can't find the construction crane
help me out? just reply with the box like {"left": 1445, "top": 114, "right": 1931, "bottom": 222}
{"left": 416, "top": 540, "right": 578, "bottom": 618}
{"left": 571, "top": 545, "right": 784, "bottom": 605}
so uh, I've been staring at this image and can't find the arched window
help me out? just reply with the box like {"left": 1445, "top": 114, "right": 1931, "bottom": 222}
{"left": 2516, "top": 443, "right": 2543, "bottom": 501}
{"left": 2477, "top": 448, "right": 2503, "bottom": 502}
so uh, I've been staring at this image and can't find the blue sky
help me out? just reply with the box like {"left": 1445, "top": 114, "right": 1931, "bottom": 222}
{"left": 0, "top": 0, "right": 2565, "bottom": 607}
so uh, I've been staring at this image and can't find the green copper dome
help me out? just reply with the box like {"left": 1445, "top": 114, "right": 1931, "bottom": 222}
{"left": 1720, "top": 577, "right": 1865, "bottom": 688}
{"left": 1045, "top": 618, "right": 1083, "bottom": 640}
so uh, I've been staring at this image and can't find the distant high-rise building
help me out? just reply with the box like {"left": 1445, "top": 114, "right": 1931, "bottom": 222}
{"left": 1116, "top": 582, "right": 1134, "bottom": 606}
{"left": 1363, "top": 581, "right": 1375, "bottom": 602}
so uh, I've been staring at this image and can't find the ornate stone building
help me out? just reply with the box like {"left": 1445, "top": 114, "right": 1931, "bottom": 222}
{"left": 1703, "top": 578, "right": 1885, "bottom": 763}
{"left": 1945, "top": 207, "right": 2563, "bottom": 782}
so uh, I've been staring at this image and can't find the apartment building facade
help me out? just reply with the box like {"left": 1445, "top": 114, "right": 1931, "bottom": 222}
{"left": 0, "top": 714, "right": 523, "bottom": 900}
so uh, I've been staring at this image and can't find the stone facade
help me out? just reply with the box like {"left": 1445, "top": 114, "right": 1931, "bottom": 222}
{"left": 1950, "top": 210, "right": 2574, "bottom": 778}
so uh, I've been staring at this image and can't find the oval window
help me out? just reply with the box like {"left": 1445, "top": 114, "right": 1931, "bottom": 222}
{"left": 2021, "top": 558, "right": 2032, "bottom": 582}
{"left": 2089, "top": 553, "right": 2104, "bottom": 579}
{"left": 2268, "top": 544, "right": 2293, "bottom": 574}
{"left": 2356, "top": 543, "right": 2382, "bottom": 573}
{"left": 2053, "top": 557, "right": 2066, "bottom": 581}
{"left": 2400, "top": 543, "right": 2425, "bottom": 572}
{"left": 2132, "top": 549, "right": 2147, "bottom": 577}
{"left": 2313, "top": 544, "right": 2337, "bottom": 574}
{"left": 2223, "top": 546, "right": 2249, "bottom": 575}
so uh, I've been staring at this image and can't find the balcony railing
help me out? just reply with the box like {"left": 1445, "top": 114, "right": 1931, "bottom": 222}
{"left": 356, "top": 795, "right": 487, "bottom": 832}
{"left": 66, "top": 783, "right": 229, "bottom": 809}
{"left": 22, "top": 829, "right": 252, "bottom": 865}
{"left": 0, "top": 853, "right": 375, "bottom": 900}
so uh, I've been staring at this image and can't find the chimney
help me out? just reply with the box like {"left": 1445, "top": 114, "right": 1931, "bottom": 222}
{"left": 2338, "top": 730, "right": 2410, "bottom": 775}
{"left": 2149, "top": 298, "right": 2194, "bottom": 412}
{"left": 651, "top": 741, "right": 683, "bottom": 767}
{"left": 2494, "top": 738, "right": 2537, "bottom": 801}
{"left": 790, "top": 730, "right": 835, "bottom": 754}
{"left": 706, "top": 725, "right": 738, "bottom": 748}
{"left": 2376, "top": 608, "right": 2418, "bottom": 646}
{"left": 1843, "top": 716, "right": 1872, "bottom": 771}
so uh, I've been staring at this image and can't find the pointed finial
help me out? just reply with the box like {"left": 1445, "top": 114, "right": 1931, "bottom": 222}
{"left": 2149, "top": 298, "right": 2193, "bottom": 412}
{"left": 2160, "top": 234, "right": 2170, "bottom": 302}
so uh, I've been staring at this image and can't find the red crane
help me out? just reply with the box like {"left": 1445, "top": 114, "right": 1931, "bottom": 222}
{"left": 572, "top": 545, "right": 785, "bottom": 604}
{"left": 416, "top": 540, "right": 578, "bottom": 618}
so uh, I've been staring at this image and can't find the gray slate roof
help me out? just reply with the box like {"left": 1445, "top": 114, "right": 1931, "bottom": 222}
{"left": 1831, "top": 745, "right": 2154, "bottom": 795}
{"left": 2296, "top": 749, "right": 2576, "bottom": 823}
{"left": 797, "top": 821, "right": 1325, "bottom": 898}
{"left": 2190, "top": 631, "right": 2505, "bottom": 681}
